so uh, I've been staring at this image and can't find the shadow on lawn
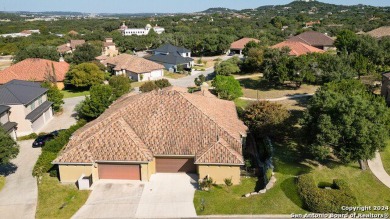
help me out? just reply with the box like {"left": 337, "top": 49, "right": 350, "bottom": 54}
{"left": 238, "top": 78, "right": 303, "bottom": 91}
{"left": 281, "top": 177, "right": 305, "bottom": 209}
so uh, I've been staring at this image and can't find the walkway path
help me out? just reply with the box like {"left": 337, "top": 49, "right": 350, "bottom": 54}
{"left": 367, "top": 152, "right": 390, "bottom": 188}
{"left": 240, "top": 93, "right": 314, "bottom": 102}
{"left": 234, "top": 73, "right": 263, "bottom": 80}
{"left": 0, "top": 140, "right": 41, "bottom": 219}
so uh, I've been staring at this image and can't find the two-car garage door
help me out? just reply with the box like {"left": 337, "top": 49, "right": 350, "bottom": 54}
{"left": 98, "top": 164, "right": 140, "bottom": 180}
{"left": 156, "top": 158, "right": 196, "bottom": 173}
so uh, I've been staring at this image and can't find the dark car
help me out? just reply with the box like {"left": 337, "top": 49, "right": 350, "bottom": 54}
{"left": 32, "top": 129, "right": 65, "bottom": 147}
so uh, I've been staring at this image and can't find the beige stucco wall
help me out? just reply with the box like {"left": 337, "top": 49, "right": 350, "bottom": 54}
{"left": 8, "top": 104, "right": 32, "bottom": 136}
{"left": 0, "top": 111, "right": 8, "bottom": 125}
{"left": 147, "top": 158, "right": 156, "bottom": 180}
{"left": 59, "top": 164, "right": 93, "bottom": 183}
{"left": 198, "top": 165, "right": 241, "bottom": 185}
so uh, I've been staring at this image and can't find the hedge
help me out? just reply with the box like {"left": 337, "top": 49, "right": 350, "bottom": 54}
{"left": 32, "top": 120, "right": 86, "bottom": 177}
{"left": 297, "top": 174, "right": 358, "bottom": 213}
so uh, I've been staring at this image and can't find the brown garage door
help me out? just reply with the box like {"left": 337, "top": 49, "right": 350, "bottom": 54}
{"left": 156, "top": 158, "right": 196, "bottom": 173}
{"left": 98, "top": 164, "right": 140, "bottom": 180}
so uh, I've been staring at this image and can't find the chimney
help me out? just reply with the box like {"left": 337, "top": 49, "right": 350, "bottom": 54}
{"left": 66, "top": 42, "right": 70, "bottom": 47}
{"left": 200, "top": 82, "right": 209, "bottom": 94}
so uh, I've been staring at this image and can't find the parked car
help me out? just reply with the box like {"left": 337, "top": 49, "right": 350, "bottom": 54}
{"left": 32, "top": 129, "right": 65, "bottom": 147}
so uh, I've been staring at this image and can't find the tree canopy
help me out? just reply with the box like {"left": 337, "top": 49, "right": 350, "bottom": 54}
{"left": 0, "top": 128, "right": 19, "bottom": 165}
{"left": 13, "top": 45, "right": 59, "bottom": 63}
{"left": 69, "top": 44, "right": 101, "bottom": 64}
{"left": 301, "top": 79, "right": 390, "bottom": 169}
{"left": 109, "top": 75, "right": 132, "bottom": 100}
{"left": 41, "top": 82, "right": 64, "bottom": 112}
{"left": 212, "top": 75, "right": 243, "bottom": 100}
{"left": 76, "top": 84, "right": 113, "bottom": 121}
{"left": 65, "top": 63, "right": 105, "bottom": 89}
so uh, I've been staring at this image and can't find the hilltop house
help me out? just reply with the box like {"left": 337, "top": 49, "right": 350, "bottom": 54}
{"left": 103, "top": 54, "right": 164, "bottom": 81}
{"left": 0, "top": 80, "right": 53, "bottom": 136}
{"left": 366, "top": 26, "right": 390, "bottom": 39}
{"left": 287, "top": 31, "right": 335, "bottom": 51}
{"left": 271, "top": 41, "right": 325, "bottom": 56}
{"left": 0, "top": 105, "right": 17, "bottom": 140}
{"left": 0, "top": 58, "right": 69, "bottom": 89}
{"left": 53, "top": 86, "right": 247, "bottom": 185}
{"left": 120, "top": 23, "right": 165, "bottom": 36}
{"left": 147, "top": 44, "right": 194, "bottom": 72}
{"left": 229, "top": 38, "right": 260, "bottom": 55}
{"left": 57, "top": 40, "right": 85, "bottom": 54}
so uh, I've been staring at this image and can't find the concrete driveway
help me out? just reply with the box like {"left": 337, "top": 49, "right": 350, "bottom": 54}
{"left": 39, "top": 96, "right": 85, "bottom": 133}
{"left": 135, "top": 173, "right": 198, "bottom": 218}
{"left": 72, "top": 180, "right": 145, "bottom": 219}
{"left": 0, "top": 140, "right": 41, "bottom": 219}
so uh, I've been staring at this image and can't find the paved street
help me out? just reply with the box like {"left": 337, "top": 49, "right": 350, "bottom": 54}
{"left": 39, "top": 96, "right": 85, "bottom": 133}
{"left": 0, "top": 140, "right": 41, "bottom": 219}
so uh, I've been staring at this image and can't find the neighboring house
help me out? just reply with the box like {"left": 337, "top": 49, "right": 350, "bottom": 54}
{"left": 120, "top": 23, "right": 165, "bottom": 36}
{"left": 102, "top": 38, "right": 119, "bottom": 57}
{"left": 229, "top": 38, "right": 260, "bottom": 55}
{"left": 271, "top": 41, "right": 325, "bottom": 56}
{"left": 304, "top": 20, "right": 320, "bottom": 28}
{"left": 0, "top": 105, "right": 17, "bottom": 140}
{"left": 381, "top": 72, "right": 390, "bottom": 105}
{"left": 57, "top": 39, "right": 85, "bottom": 54}
{"left": 0, "top": 80, "right": 53, "bottom": 136}
{"left": 287, "top": 31, "right": 335, "bottom": 51}
{"left": 0, "top": 58, "right": 69, "bottom": 89}
{"left": 53, "top": 86, "right": 247, "bottom": 185}
{"left": 103, "top": 54, "right": 164, "bottom": 81}
{"left": 366, "top": 26, "right": 390, "bottom": 39}
{"left": 147, "top": 44, "right": 194, "bottom": 72}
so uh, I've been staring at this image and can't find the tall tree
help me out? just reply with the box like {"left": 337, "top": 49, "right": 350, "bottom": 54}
{"left": 65, "top": 63, "right": 105, "bottom": 89}
{"left": 77, "top": 84, "right": 113, "bottom": 121}
{"left": 13, "top": 45, "right": 59, "bottom": 63}
{"left": 212, "top": 75, "right": 243, "bottom": 100}
{"left": 71, "top": 44, "right": 101, "bottom": 65}
{"left": 41, "top": 82, "right": 64, "bottom": 112}
{"left": 0, "top": 128, "right": 19, "bottom": 165}
{"left": 301, "top": 79, "right": 390, "bottom": 169}
{"left": 109, "top": 75, "right": 132, "bottom": 100}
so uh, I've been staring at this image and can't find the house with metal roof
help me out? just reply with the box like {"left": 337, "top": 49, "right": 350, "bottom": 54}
{"left": 0, "top": 105, "right": 17, "bottom": 140}
{"left": 147, "top": 44, "right": 194, "bottom": 72}
{"left": 0, "top": 80, "right": 53, "bottom": 136}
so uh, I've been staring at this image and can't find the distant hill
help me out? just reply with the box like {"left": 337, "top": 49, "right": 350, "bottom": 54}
{"left": 199, "top": 7, "right": 237, "bottom": 14}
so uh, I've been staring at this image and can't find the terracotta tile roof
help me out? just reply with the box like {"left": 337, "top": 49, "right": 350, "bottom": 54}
{"left": 230, "top": 38, "right": 260, "bottom": 50}
{"left": 54, "top": 87, "right": 247, "bottom": 165}
{"left": 57, "top": 44, "right": 71, "bottom": 53}
{"left": 103, "top": 54, "right": 164, "bottom": 74}
{"left": 288, "top": 31, "right": 334, "bottom": 47}
{"left": 57, "top": 40, "right": 85, "bottom": 53}
{"left": 0, "top": 58, "right": 69, "bottom": 84}
{"left": 271, "top": 41, "right": 325, "bottom": 56}
{"left": 70, "top": 40, "right": 85, "bottom": 49}
{"left": 366, "top": 26, "right": 390, "bottom": 38}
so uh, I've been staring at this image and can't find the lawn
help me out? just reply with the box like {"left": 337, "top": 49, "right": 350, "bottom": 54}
{"left": 0, "top": 176, "right": 5, "bottom": 191}
{"left": 238, "top": 77, "right": 318, "bottom": 99}
{"left": 381, "top": 141, "right": 390, "bottom": 175}
{"left": 131, "top": 81, "right": 147, "bottom": 88}
{"left": 36, "top": 174, "right": 90, "bottom": 219}
{"left": 164, "top": 71, "right": 187, "bottom": 79}
{"left": 194, "top": 103, "right": 390, "bottom": 215}
{"left": 234, "top": 99, "right": 253, "bottom": 109}
{"left": 60, "top": 90, "right": 90, "bottom": 99}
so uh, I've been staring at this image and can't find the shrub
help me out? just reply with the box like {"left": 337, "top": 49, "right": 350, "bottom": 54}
{"left": 212, "top": 75, "right": 243, "bottom": 100}
{"left": 224, "top": 178, "right": 233, "bottom": 187}
{"left": 32, "top": 120, "right": 86, "bottom": 177}
{"left": 154, "top": 79, "right": 171, "bottom": 89}
{"left": 140, "top": 81, "right": 158, "bottom": 93}
{"left": 17, "top": 133, "right": 38, "bottom": 141}
{"left": 199, "top": 176, "right": 214, "bottom": 190}
{"left": 297, "top": 174, "right": 358, "bottom": 213}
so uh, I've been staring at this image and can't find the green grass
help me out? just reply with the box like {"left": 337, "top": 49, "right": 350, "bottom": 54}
{"left": 194, "top": 109, "right": 390, "bottom": 215}
{"left": 381, "top": 141, "right": 390, "bottom": 175}
{"left": 60, "top": 90, "right": 90, "bottom": 98}
{"left": 36, "top": 174, "right": 90, "bottom": 219}
{"left": 164, "top": 71, "right": 187, "bottom": 79}
{"left": 234, "top": 99, "right": 252, "bottom": 109}
{"left": 131, "top": 81, "right": 147, "bottom": 88}
{"left": 0, "top": 176, "right": 5, "bottom": 192}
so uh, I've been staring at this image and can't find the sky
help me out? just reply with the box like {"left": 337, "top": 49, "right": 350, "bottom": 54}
{"left": 1, "top": 0, "right": 389, "bottom": 13}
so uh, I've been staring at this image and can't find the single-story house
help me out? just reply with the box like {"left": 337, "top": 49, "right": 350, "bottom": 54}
{"left": 53, "top": 86, "right": 247, "bottom": 185}
{"left": 271, "top": 41, "right": 325, "bottom": 56}
{"left": 57, "top": 39, "right": 85, "bottom": 54}
{"left": 287, "top": 31, "right": 335, "bottom": 51}
{"left": 0, "top": 105, "right": 17, "bottom": 140}
{"left": 0, "top": 80, "right": 53, "bottom": 136}
{"left": 147, "top": 44, "right": 194, "bottom": 72}
{"left": 103, "top": 54, "right": 165, "bottom": 81}
{"left": 0, "top": 58, "right": 69, "bottom": 89}
{"left": 381, "top": 72, "right": 390, "bottom": 105}
{"left": 229, "top": 38, "right": 260, "bottom": 55}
